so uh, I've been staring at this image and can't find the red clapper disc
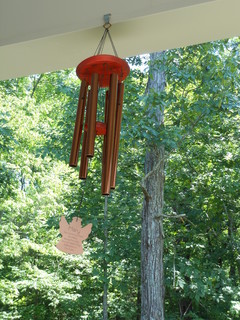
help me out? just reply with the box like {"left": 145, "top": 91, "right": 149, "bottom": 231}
{"left": 76, "top": 54, "right": 130, "bottom": 88}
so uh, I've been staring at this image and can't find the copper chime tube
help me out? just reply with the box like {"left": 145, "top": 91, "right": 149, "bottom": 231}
{"left": 102, "top": 73, "right": 118, "bottom": 195}
{"left": 110, "top": 83, "right": 124, "bottom": 189}
{"left": 101, "top": 90, "right": 109, "bottom": 193}
{"left": 86, "top": 73, "right": 99, "bottom": 157}
{"left": 79, "top": 90, "right": 91, "bottom": 179}
{"left": 69, "top": 80, "right": 87, "bottom": 166}
{"left": 104, "top": 90, "right": 109, "bottom": 123}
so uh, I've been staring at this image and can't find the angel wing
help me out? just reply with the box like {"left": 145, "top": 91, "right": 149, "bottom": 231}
{"left": 59, "top": 216, "right": 69, "bottom": 235}
{"left": 79, "top": 223, "right": 92, "bottom": 241}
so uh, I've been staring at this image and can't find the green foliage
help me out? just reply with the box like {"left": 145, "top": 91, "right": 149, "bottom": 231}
{"left": 0, "top": 66, "right": 143, "bottom": 319}
{"left": 162, "top": 38, "right": 240, "bottom": 319}
{"left": 0, "top": 37, "right": 239, "bottom": 319}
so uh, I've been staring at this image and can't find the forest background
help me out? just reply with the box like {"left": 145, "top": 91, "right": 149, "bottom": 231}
{"left": 0, "top": 37, "right": 239, "bottom": 319}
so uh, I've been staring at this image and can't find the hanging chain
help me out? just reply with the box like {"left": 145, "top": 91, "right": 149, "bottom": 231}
{"left": 94, "top": 23, "right": 118, "bottom": 57}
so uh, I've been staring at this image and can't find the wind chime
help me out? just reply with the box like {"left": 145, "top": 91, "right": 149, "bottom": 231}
{"left": 69, "top": 14, "right": 130, "bottom": 195}
{"left": 57, "top": 15, "right": 128, "bottom": 255}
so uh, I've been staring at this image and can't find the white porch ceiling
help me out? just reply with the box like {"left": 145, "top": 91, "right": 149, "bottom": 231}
{"left": 0, "top": 0, "right": 239, "bottom": 80}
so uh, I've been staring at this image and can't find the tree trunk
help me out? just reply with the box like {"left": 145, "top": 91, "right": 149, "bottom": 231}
{"left": 141, "top": 52, "right": 165, "bottom": 320}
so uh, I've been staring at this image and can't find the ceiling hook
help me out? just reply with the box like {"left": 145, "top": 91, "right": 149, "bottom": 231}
{"left": 103, "top": 13, "right": 112, "bottom": 29}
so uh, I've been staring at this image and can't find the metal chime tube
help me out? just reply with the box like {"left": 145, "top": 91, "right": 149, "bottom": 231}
{"left": 69, "top": 80, "right": 87, "bottom": 166}
{"left": 104, "top": 90, "right": 109, "bottom": 123}
{"left": 110, "top": 82, "right": 124, "bottom": 189}
{"left": 79, "top": 90, "right": 91, "bottom": 179}
{"left": 86, "top": 73, "right": 99, "bottom": 157}
{"left": 102, "top": 73, "right": 118, "bottom": 195}
{"left": 101, "top": 90, "right": 109, "bottom": 193}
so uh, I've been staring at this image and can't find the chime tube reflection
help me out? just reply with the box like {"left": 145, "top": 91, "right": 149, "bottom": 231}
{"left": 101, "top": 90, "right": 109, "bottom": 194}
{"left": 79, "top": 90, "right": 91, "bottom": 179}
{"left": 102, "top": 73, "right": 118, "bottom": 195}
{"left": 86, "top": 73, "right": 98, "bottom": 157}
{"left": 79, "top": 133, "right": 88, "bottom": 179}
{"left": 110, "top": 83, "right": 124, "bottom": 189}
{"left": 69, "top": 80, "right": 87, "bottom": 167}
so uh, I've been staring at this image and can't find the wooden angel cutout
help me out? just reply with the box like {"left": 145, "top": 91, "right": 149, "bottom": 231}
{"left": 56, "top": 216, "right": 92, "bottom": 255}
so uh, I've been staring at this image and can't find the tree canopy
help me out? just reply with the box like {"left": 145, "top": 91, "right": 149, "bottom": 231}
{"left": 0, "top": 37, "right": 239, "bottom": 319}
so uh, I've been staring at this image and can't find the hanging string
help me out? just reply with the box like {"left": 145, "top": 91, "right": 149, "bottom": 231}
{"left": 104, "top": 195, "right": 108, "bottom": 224}
{"left": 103, "top": 196, "right": 108, "bottom": 260}
{"left": 76, "top": 179, "right": 87, "bottom": 220}
{"left": 94, "top": 29, "right": 108, "bottom": 55}
{"left": 107, "top": 30, "right": 118, "bottom": 57}
{"left": 94, "top": 23, "right": 118, "bottom": 57}
{"left": 103, "top": 196, "right": 108, "bottom": 270}
{"left": 103, "top": 195, "right": 108, "bottom": 318}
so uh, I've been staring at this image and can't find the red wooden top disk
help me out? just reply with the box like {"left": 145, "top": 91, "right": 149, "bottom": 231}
{"left": 76, "top": 54, "right": 130, "bottom": 88}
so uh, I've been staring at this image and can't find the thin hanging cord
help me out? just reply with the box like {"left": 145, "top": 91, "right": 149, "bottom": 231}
{"left": 104, "top": 195, "right": 108, "bottom": 220}
{"left": 100, "top": 29, "right": 108, "bottom": 54}
{"left": 103, "top": 195, "right": 108, "bottom": 319}
{"left": 107, "top": 30, "right": 118, "bottom": 57}
{"left": 76, "top": 180, "right": 86, "bottom": 220}
{"left": 94, "top": 29, "right": 108, "bottom": 55}
{"left": 94, "top": 24, "right": 118, "bottom": 57}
